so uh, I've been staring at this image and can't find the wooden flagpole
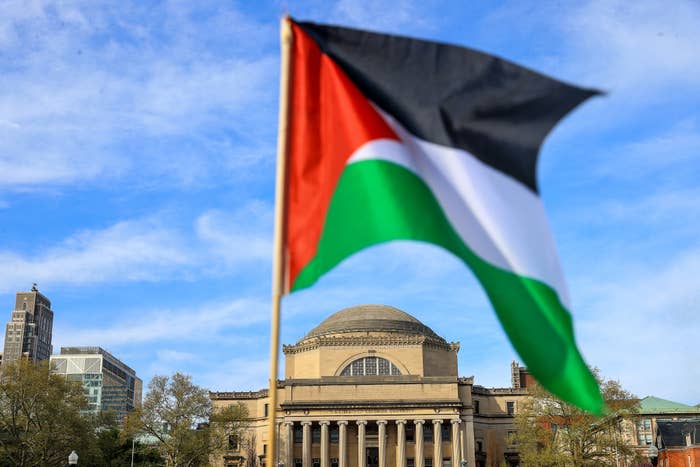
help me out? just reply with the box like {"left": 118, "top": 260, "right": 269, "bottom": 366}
{"left": 267, "top": 15, "right": 292, "bottom": 467}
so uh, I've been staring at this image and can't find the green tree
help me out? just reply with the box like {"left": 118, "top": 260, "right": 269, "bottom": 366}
{"left": 514, "top": 370, "right": 641, "bottom": 466}
{"left": 0, "top": 359, "right": 99, "bottom": 466}
{"left": 129, "top": 372, "right": 248, "bottom": 467}
{"left": 89, "top": 412, "right": 163, "bottom": 467}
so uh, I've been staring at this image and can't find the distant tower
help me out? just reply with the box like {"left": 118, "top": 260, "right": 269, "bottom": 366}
{"left": 2, "top": 284, "right": 54, "bottom": 364}
{"left": 511, "top": 360, "right": 533, "bottom": 389}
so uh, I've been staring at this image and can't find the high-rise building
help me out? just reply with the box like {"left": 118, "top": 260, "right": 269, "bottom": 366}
{"left": 2, "top": 284, "right": 54, "bottom": 364}
{"left": 50, "top": 346, "right": 143, "bottom": 423}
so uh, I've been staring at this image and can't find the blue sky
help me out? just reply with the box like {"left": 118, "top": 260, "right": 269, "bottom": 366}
{"left": 1, "top": 0, "right": 698, "bottom": 405}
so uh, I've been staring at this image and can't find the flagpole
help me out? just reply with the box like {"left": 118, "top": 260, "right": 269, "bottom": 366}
{"left": 267, "top": 15, "right": 292, "bottom": 467}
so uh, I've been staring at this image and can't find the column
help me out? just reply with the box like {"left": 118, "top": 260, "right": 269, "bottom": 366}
{"left": 285, "top": 422, "right": 294, "bottom": 467}
{"left": 302, "top": 421, "right": 312, "bottom": 467}
{"left": 415, "top": 420, "right": 425, "bottom": 467}
{"left": 338, "top": 421, "right": 348, "bottom": 467}
{"left": 396, "top": 420, "right": 406, "bottom": 467}
{"left": 377, "top": 420, "right": 387, "bottom": 467}
{"left": 463, "top": 416, "right": 476, "bottom": 467}
{"left": 320, "top": 421, "right": 330, "bottom": 467}
{"left": 357, "top": 420, "right": 367, "bottom": 467}
{"left": 451, "top": 420, "right": 461, "bottom": 465}
{"left": 433, "top": 420, "right": 443, "bottom": 467}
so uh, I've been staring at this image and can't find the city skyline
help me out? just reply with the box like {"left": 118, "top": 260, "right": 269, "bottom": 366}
{"left": 1, "top": 0, "right": 698, "bottom": 406}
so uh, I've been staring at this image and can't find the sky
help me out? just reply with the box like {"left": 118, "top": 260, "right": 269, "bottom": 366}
{"left": 1, "top": 0, "right": 698, "bottom": 405}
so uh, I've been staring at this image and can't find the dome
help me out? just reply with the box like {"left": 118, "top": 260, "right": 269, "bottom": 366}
{"left": 302, "top": 304, "right": 444, "bottom": 341}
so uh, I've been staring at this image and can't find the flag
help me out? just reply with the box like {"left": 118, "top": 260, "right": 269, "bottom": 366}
{"left": 281, "top": 18, "right": 603, "bottom": 413}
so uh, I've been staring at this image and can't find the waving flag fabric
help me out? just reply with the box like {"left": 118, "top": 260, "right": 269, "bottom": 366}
{"left": 282, "top": 19, "right": 603, "bottom": 413}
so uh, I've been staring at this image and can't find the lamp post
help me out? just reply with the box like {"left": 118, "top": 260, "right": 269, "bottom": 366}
{"left": 68, "top": 450, "right": 78, "bottom": 465}
{"left": 460, "top": 461, "right": 468, "bottom": 467}
{"left": 648, "top": 445, "right": 659, "bottom": 467}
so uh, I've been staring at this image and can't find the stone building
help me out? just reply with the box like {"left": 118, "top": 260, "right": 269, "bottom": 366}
{"left": 2, "top": 284, "right": 54, "bottom": 364}
{"left": 211, "top": 304, "right": 527, "bottom": 467}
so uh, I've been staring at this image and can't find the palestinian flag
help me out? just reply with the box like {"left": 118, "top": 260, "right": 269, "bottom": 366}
{"left": 281, "top": 18, "right": 603, "bottom": 413}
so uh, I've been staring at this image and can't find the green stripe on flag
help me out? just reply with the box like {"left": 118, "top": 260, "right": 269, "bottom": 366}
{"left": 293, "top": 159, "right": 603, "bottom": 413}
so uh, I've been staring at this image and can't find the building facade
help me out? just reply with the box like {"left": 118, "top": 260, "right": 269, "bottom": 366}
{"left": 656, "top": 419, "right": 700, "bottom": 467}
{"left": 50, "top": 346, "right": 143, "bottom": 423}
{"left": 211, "top": 305, "right": 528, "bottom": 467}
{"left": 2, "top": 284, "right": 54, "bottom": 364}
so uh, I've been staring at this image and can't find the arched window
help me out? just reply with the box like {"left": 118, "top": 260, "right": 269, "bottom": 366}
{"left": 339, "top": 356, "right": 402, "bottom": 376}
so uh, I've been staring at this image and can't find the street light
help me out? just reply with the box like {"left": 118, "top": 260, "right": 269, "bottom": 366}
{"left": 460, "top": 461, "right": 468, "bottom": 467}
{"left": 68, "top": 450, "right": 78, "bottom": 465}
{"left": 648, "top": 445, "right": 659, "bottom": 467}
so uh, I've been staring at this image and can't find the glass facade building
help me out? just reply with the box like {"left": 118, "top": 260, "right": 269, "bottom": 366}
{"left": 50, "top": 346, "right": 142, "bottom": 423}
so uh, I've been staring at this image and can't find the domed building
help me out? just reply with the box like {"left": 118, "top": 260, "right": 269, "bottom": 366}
{"left": 211, "top": 305, "right": 529, "bottom": 467}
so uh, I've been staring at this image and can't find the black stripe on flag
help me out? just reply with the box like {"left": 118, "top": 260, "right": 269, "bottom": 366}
{"left": 296, "top": 20, "right": 600, "bottom": 194}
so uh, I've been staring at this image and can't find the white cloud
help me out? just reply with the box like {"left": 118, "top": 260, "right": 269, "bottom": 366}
{"left": 198, "top": 356, "right": 271, "bottom": 392}
{"left": 0, "top": 200, "right": 275, "bottom": 292}
{"left": 593, "top": 119, "right": 700, "bottom": 182}
{"left": 329, "top": 0, "right": 435, "bottom": 33}
{"left": 195, "top": 202, "right": 273, "bottom": 267}
{"left": 53, "top": 296, "right": 269, "bottom": 348}
{"left": 0, "top": 0, "right": 278, "bottom": 189}
{"left": 597, "top": 188, "right": 700, "bottom": 227}
{"left": 575, "top": 246, "right": 700, "bottom": 403}
{"left": 0, "top": 218, "right": 191, "bottom": 292}
{"left": 562, "top": 0, "right": 700, "bottom": 93}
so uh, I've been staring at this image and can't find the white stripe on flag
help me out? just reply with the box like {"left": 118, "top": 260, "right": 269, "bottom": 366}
{"left": 348, "top": 111, "right": 570, "bottom": 307}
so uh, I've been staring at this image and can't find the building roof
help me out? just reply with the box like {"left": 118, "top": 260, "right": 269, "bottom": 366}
{"left": 638, "top": 396, "right": 700, "bottom": 414}
{"left": 302, "top": 304, "right": 444, "bottom": 341}
{"left": 657, "top": 419, "right": 700, "bottom": 448}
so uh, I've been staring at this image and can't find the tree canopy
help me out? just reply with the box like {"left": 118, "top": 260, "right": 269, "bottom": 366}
{"left": 514, "top": 369, "right": 643, "bottom": 466}
{"left": 0, "top": 360, "right": 98, "bottom": 466}
{"left": 128, "top": 372, "right": 249, "bottom": 467}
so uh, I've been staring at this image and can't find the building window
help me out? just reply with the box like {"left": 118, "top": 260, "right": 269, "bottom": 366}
{"left": 263, "top": 444, "right": 267, "bottom": 455}
{"left": 339, "top": 356, "right": 402, "bottom": 376}
{"left": 294, "top": 459, "right": 302, "bottom": 467}
{"left": 312, "top": 458, "right": 320, "bottom": 467}
{"left": 637, "top": 433, "right": 653, "bottom": 446}
{"left": 507, "top": 431, "right": 516, "bottom": 446}
{"left": 425, "top": 458, "right": 433, "bottom": 467}
{"left": 506, "top": 401, "right": 515, "bottom": 415}
{"left": 294, "top": 425, "right": 303, "bottom": 443}
{"left": 424, "top": 424, "right": 433, "bottom": 443}
{"left": 441, "top": 422, "right": 450, "bottom": 441}
{"left": 474, "top": 400, "right": 480, "bottom": 414}
{"left": 407, "top": 459, "right": 415, "bottom": 467}
{"left": 331, "top": 459, "right": 339, "bottom": 467}
{"left": 264, "top": 403, "right": 268, "bottom": 417}
{"left": 228, "top": 434, "right": 239, "bottom": 451}
{"left": 476, "top": 440, "right": 483, "bottom": 452}
{"left": 312, "top": 425, "right": 321, "bottom": 443}
{"left": 637, "top": 418, "right": 652, "bottom": 433}
{"left": 442, "top": 459, "right": 451, "bottom": 467}
{"left": 406, "top": 423, "right": 415, "bottom": 443}
{"left": 330, "top": 425, "right": 339, "bottom": 444}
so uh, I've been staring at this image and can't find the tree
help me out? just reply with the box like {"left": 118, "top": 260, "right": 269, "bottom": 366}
{"left": 91, "top": 412, "right": 163, "bottom": 467}
{"left": 514, "top": 370, "right": 642, "bottom": 466}
{"left": 243, "top": 432, "right": 259, "bottom": 467}
{"left": 0, "top": 359, "right": 99, "bottom": 466}
{"left": 129, "top": 372, "right": 248, "bottom": 467}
